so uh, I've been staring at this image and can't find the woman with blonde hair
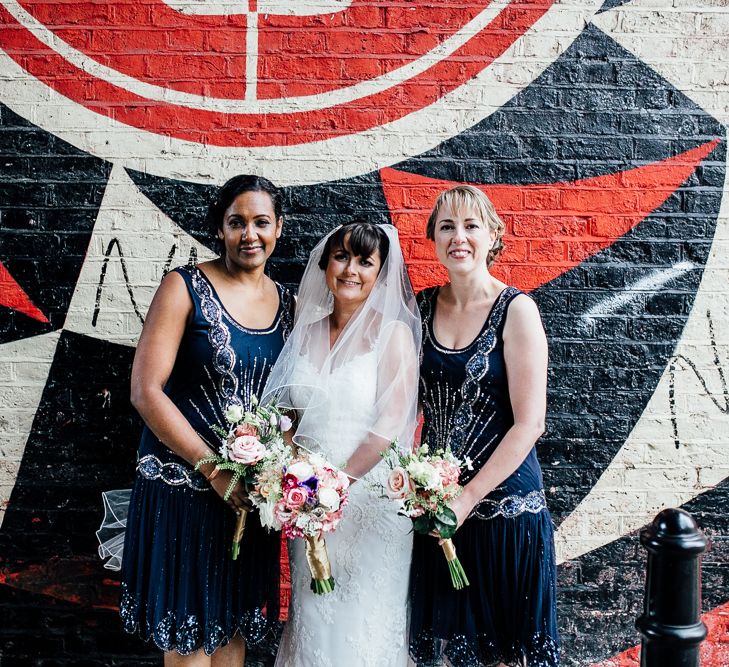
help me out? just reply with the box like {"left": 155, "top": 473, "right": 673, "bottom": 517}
{"left": 409, "top": 185, "right": 559, "bottom": 666}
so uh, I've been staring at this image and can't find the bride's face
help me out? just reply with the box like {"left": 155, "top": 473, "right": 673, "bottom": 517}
{"left": 325, "top": 236, "right": 382, "bottom": 309}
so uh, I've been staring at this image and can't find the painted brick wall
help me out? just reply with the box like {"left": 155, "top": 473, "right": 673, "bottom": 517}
{"left": 1, "top": 1, "right": 728, "bottom": 665}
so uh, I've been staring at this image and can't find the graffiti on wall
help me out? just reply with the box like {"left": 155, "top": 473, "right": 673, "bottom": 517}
{"left": 1, "top": 0, "right": 728, "bottom": 664}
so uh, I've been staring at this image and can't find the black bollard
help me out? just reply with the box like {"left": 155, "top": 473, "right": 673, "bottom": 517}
{"left": 636, "top": 508, "right": 708, "bottom": 667}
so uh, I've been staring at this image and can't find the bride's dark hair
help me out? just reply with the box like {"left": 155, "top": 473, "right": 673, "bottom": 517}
{"left": 317, "top": 218, "right": 390, "bottom": 270}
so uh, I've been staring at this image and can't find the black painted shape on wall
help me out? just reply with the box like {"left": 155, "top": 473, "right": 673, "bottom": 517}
{"left": 0, "top": 331, "right": 139, "bottom": 563}
{"left": 0, "top": 583, "right": 160, "bottom": 666}
{"left": 393, "top": 25, "right": 726, "bottom": 184}
{"left": 126, "top": 168, "right": 390, "bottom": 288}
{"left": 0, "top": 105, "right": 112, "bottom": 344}
{"left": 536, "top": 140, "right": 725, "bottom": 524}
{"left": 597, "top": 0, "right": 633, "bottom": 14}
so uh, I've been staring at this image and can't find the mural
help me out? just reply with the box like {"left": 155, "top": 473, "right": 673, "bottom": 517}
{"left": 1, "top": 0, "right": 728, "bottom": 664}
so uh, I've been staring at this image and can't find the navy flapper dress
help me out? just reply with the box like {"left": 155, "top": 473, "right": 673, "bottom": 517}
{"left": 410, "top": 286, "right": 559, "bottom": 667}
{"left": 120, "top": 266, "right": 293, "bottom": 655}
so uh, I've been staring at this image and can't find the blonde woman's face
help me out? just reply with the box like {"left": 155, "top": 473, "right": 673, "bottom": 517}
{"left": 432, "top": 204, "right": 496, "bottom": 273}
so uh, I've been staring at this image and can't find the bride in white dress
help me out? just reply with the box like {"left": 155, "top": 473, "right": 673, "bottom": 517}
{"left": 263, "top": 220, "right": 421, "bottom": 667}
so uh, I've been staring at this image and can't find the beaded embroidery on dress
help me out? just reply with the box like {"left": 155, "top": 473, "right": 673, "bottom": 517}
{"left": 116, "top": 266, "right": 291, "bottom": 656}
{"left": 410, "top": 286, "right": 559, "bottom": 667}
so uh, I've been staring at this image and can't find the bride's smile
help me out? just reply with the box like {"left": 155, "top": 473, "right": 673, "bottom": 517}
{"left": 324, "top": 237, "right": 382, "bottom": 308}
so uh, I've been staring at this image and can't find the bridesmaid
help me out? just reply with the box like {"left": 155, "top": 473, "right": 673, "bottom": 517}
{"left": 409, "top": 185, "right": 559, "bottom": 667}
{"left": 121, "top": 175, "right": 293, "bottom": 665}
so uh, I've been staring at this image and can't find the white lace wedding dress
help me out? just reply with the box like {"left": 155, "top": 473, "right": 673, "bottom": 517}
{"left": 274, "top": 350, "right": 413, "bottom": 667}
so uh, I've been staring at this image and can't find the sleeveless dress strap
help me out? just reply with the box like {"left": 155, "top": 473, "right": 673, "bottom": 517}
{"left": 489, "top": 286, "right": 522, "bottom": 336}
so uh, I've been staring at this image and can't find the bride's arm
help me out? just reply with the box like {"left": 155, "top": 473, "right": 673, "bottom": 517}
{"left": 342, "top": 323, "right": 420, "bottom": 481}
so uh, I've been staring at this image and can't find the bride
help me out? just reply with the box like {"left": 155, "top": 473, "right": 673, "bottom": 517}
{"left": 263, "top": 220, "right": 421, "bottom": 667}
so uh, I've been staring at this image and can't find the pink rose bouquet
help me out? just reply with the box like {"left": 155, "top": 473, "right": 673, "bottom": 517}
{"left": 383, "top": 441, "right": 470, "bottom": 590}
{"left": 195, "top": 395, "right": 293, "bottom": 559}
{"left": 250, "top": 450, "right": 350, "bottom": 594}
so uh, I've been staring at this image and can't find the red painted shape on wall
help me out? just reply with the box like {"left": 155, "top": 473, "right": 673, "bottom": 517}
{"left": 380, "top": 140, "right": 720, "bottom": 293}
{"left": 0, "top": 0, "right": 554, "bottom": 146}
{"left": 590, "top": 600, "right": 729, "bottom": 667}
{"left": 0, "top": 260, "right": 49, "bottom": 323}
{"left": 0, "top": 559, "right": 118, "bottom": 609}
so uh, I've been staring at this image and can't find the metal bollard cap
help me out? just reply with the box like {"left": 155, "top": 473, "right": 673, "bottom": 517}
{"left": 640, "top": 508, "right": 708, "bottom": 556}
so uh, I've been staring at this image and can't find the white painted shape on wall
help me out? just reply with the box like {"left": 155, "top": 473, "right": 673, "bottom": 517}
{"left": 581, "top": 261, "right": 695, "bottom": 323}
{"left": 63, "top": 165, "right": 216, "bottom": 348}
{"left": 555, "top": 149, "right": 729, "bottom": 564}
{"left": 0, "top": 330, "right": 61, "bottom": 530}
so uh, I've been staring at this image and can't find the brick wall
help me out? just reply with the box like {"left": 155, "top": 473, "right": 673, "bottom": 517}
{"left": 1, "top": 1, "right": 728, "bottom": 665}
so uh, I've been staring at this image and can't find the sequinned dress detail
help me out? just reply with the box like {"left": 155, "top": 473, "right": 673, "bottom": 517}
{"left": 410, "top": 286, "right": 559, "bottom": 667}
{"left": 120, "top": 266, "right": 293, "bottom": 656}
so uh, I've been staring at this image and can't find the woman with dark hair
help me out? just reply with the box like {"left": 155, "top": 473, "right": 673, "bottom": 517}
{"left": 119, "top": 175, "right": 293, "bottom": 665}
{"left": 409, "top": 185, "right": 558, "bottom": 667}
{"left": 263, "top": 220, "right": 421, "bottom": 666}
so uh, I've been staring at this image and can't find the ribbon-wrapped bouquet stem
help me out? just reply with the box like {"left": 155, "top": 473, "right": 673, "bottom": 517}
{"left": 195, "top": 396, "right": 292, "bottom": 560}
{"left": 383, "top": 441, "right": 471, "bottom": 590}
{"left": 250, "top": 450, "right": 350, "bottom": 594}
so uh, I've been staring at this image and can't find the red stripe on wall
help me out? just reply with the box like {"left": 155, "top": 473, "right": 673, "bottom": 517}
{"left": 381, "top": 140, "right": 720, "bottom": 293}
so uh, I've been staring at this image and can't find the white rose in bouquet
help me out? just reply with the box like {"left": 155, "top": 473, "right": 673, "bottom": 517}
{"left": 318, "top": 487, "right": 341, "bottom": 511}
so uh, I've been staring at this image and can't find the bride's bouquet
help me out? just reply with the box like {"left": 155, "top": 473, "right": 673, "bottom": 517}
{"left": 251, "top": 450, "right": 350, "bottom": 594}
{"left": 383, "top": 441, "right": 470, "bottom": 589}
{"left": 195, "top": 395, "right": 293, "bottom": 559}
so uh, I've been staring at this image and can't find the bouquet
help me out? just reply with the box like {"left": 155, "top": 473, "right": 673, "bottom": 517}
{"left": 383, "top": 442, "right": 470, "bottom": 589}
{"left": 251, "top": 450, "right": 350, "bottom": 594}
{"left": 195, "top": 395, "right": 293, "bottom": 559}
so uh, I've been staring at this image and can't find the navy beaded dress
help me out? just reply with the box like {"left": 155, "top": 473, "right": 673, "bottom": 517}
{"left": 120, "top": 266, "right": 293, "bottom": 656}
{"left": 410, "top": 286, "right": 559, "bottom": 667}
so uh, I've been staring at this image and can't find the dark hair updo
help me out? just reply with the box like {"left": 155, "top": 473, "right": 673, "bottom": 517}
{"left": 206, "top": 175, "right": 283, "bottom": 240}
{"left": 318, "top": 218, "right": 390, "bottom": 271}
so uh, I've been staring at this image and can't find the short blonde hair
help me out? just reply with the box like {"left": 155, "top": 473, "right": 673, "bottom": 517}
{"left": 426, "top": 185, "right": 506, "bottom": 267}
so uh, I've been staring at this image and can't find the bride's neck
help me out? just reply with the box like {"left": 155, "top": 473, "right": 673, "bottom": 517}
{"left": 328, "top": 300, "right": 362, "bottom": 346}
{"left": 329, "top": 302, "right": 358, "bottom": 331}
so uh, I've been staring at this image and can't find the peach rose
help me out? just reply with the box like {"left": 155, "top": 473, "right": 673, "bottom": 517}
{"left": 234, "top": 422, "right": 258, "bottom": 438}
{"left": 386, "top": 467, "right": 412, "bottom": 500}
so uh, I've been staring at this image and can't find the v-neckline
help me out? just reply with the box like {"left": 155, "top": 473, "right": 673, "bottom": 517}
{"left": 429, "top": 286, "right": 509, "bottom": 353}
{"left": 195, "top": 266, "right": 281, "bottom": 334}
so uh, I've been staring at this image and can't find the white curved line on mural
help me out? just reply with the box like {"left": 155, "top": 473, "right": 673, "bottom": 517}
{"left": 2, "top": 0, "right": 510, "bottom": 112}
{"left": 0, "top": 0, "right": 603, "bottom": 184}
{"left": 0, "top": 330, "right": 61, "bottom": 530}
{"left": 581, "top": 261, "right": 696, "bottom": 324}
{"left": 162, "top": 0, "right": 353, "bottom": 16}
{"left": 63, "top": 165, "right": 217, "bottom": 348}
{"left": 555, "top": 150, "right": 729, "bottom": 565}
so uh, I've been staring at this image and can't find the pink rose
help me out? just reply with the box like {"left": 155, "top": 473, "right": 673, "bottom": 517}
{"left": 386, "top": 467, "right": 412, "bottom": 500}
{"left": 284, "top": 487, "right": 309, "bottom": 510}
{"left": 234, "top": 422, "right": 258, "bottom": 438}
{"left": 229, "top": 435, "right": 266, "bottom": 464}
{"left": 433, "top": 460, "right": 460, "bottom": 487}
